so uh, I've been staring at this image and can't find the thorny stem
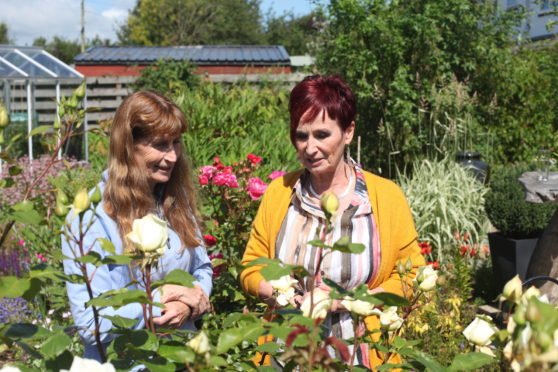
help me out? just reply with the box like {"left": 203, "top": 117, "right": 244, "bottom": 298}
{"left": 349, "top": 315, "right": 361, "bottom": 370}
{"left": 75, "top": 213, "right": 108, "bottom": 363}
{"left": 144, "top": 266, "right": 156, "bottom": 333}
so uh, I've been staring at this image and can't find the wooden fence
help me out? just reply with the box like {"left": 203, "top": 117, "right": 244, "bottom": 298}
{"left": 3, "top": 73, "right": 305, "bottom": 128}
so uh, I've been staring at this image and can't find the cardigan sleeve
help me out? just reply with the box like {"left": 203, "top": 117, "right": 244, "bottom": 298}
{"left": 239, "top": 179, "right": 275, "bottom": 298}
{"left": 369, "top": 177, "right": 425, "bottom": 297}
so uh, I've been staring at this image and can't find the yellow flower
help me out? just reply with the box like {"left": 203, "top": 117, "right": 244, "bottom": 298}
{"left": 501, "top": 275, "right": 522, "bottom": 303}
{"left": 320, "top": 191, "right": 339, "bottom": 215}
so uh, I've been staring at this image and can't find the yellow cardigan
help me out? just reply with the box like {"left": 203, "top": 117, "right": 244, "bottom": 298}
{"left": 240, "top": 169, "right": 425, "bottom": 368}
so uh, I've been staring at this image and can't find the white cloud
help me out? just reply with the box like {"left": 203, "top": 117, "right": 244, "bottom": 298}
{"left": 0, "top": 0, "right": 134, "bottom": 46}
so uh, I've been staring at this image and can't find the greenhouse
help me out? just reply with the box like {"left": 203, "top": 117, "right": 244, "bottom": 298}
{"left": 0, "top": 45, "right": 87, "bottom": 164}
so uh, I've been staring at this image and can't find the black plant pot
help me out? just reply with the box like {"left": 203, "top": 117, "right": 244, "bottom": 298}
{"left": 488, "top": 232, "right": 538, "bottom": 294}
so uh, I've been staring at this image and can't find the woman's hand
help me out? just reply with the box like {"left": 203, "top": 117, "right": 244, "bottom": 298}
{"left": 153, "top": 301, "right": 191, "bottom": 329}
{"left": 160, "top": 284, "right": 210, "bottom": 319}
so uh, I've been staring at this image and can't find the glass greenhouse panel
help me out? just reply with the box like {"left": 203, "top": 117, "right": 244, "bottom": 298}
{"left": 3, "top": 52, "right": 51, "bottom": 77}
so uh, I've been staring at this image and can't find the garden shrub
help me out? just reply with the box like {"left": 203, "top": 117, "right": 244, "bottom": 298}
{"left": 485, "top": 164, "right": 558, "bottom": 239}
{"left": 397, "top": 157, "right": 490, "bottom": 264}
{"left": 131, "top": 59, "right": 200, "bottom": 97}
{"left": 176, "top": 80, "right": 299, "bottom": 174}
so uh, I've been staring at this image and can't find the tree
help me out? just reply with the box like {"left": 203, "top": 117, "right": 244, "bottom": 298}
{"left": 0, "top": 22, "right": 13, "bottom": 44}
{"left": 264, "top": 10, "right": 326, "bottom": 55}
{"left": 316, "top": 0, "right": 540, "bottom": 172}
{"left": 32, "top": 36, "right": 112, "bottom": 64}
{"left": 118, "top": 0, "right": 265, "bottom": 46}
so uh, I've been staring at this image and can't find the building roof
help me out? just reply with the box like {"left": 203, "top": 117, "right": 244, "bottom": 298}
{"left": 0, "top": 45, "right": 83, "bottom": 79}
{"left": 75, "top": 45, "right": 291, "bottom": 66}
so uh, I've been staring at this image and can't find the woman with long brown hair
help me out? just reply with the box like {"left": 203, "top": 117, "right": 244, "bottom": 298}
{"left": 62, "top": 90, "right": 212, "bottom": 361}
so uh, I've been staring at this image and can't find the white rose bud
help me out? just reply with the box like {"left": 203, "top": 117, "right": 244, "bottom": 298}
{"left": 341, "top": 296, "right": 379, "bottom": 317}
{"left": 413, "top": 265, "right": 438, "bottom": 292}
{"left": 71, "top": 188, "right": 91, "bottom": 218}
{"left": 463, "top": 317, "right": 498, "bottom": 346}
{"left": 521, "top": 286, "right": 541, "bottom": 305}
{"left": 300, "top": 289, "right": 332, "bottom": 320}
{"left": 187, "top": 331, "right": 210, "bottom": 354}
{"left": 320, "top": 191, "right": 339, "bottom": 215}
{"left": 501, "top": 275, "right": 522, "bottom": 303}
{"left": 0, "top": 366, "right": 22, "bottom": 372}
{"left": 379, "top": 306, "right": 404, "bottom": 331}
{"left": 60, "top": 356, "right": 115, "bottom": 372}
{"left": 126, "top": 214, "right": 169, "bottom": 256}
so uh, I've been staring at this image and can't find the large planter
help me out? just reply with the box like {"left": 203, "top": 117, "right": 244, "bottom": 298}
{"left": 488, "top": 232, "right": 538, "bottom": 293}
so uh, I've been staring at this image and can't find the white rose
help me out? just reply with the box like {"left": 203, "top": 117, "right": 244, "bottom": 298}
{"left": 0, "top": 366, "right": 22, "bottom": 372}
{"left": 503, "top": 341, "right": 514, "bottom": 360}
{"left": 379, "top": 306, "right": 404, "bottom": 331}
{"left": 300, "top": 289, "right": 332, "bottom": 320}
{"left": 126, "top": 214, "right": 169, "bottom": 256}
{"left": 269, "top": 275, "right": 298, "bottom": 292}
{"left": 187, "top": 331, "right": 210, "bottom": 354}
{"left": 413, "top": 265, "right": 438, "bottom": 292}
{"left": 60, "top": 356, "right": 115, "bottom": 372}
{"left": 341, "top": 297, "right": 378, "bottom": 317}
{"left": 501, "top": 275, "right": 522, "bottom": 303}
{"left": 463, "top": 317, "right": 498, "bottom": 346}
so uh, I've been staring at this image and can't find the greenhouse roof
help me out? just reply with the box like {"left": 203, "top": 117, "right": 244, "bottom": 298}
{"left": 0, "top": 45, "right": 83, "bottom": 80}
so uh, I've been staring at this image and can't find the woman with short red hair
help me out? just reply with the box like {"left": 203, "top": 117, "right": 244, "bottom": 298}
{"left": 241, "top": 75, "right": 424, "bottom": 368}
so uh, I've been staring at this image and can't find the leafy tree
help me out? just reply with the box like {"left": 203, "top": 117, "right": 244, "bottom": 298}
{"left": 32, "top": 36, "right": 81, "bottom": 64}
{"left": 264, "top": 10, "right": 326, "bottom": 55}
{"left": 131, "top": 59, "right": 200, "bottom": 97}
{"left": 118, "top": 0, "right": 265, "bottom": 45}
{"left": 0, "top": 22, "right": 13, "bottom": 44}
{"left": 316, "top": 0, "right": 535, "bottom": 173}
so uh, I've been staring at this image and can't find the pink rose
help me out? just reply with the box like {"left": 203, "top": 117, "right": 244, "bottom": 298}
{"left": 268, "top": 170, "right": 286, "bottom": 180}
{"left": 246, "top": 177, "right": 268, "bottom": 200}
{"left": 247, "top": 154, "right": 262, "bottom": 165}
{"left": 212, "top": 172, "right": 239, "bottom": 188}
{"left": 199, "top": 165, "right": 216, "bottom": 179}
{"left": 199, "top": 175, "right": 209, "bottom": 185}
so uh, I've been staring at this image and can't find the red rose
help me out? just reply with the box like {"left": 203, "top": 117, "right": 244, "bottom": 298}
{"left": 247, "top": 153, "right": 262, "bottom": 165}
{"left": 203, "top": 234, "right": 217, "bottom": 247}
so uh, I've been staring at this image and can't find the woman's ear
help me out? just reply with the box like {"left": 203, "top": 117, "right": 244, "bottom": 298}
{"left": 344, "top": 121, "right": 355, "bottom": 145}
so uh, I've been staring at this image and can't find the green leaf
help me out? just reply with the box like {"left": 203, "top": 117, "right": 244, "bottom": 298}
{"left": 158, "top": 341, "right": 195, "bottom": 363}
{"left": 10, "top": 209, "right": 43, "bottom": 225}
{"left": 98, "top": 238, "right": 116, "bottom": 254}
{"left": 448, "top": 352, "right": 493, "bottom": 371}
{"left": 141, "top": 356, "right": 175, "bottom": 372}
{"left": 101, "top": 315, "right": 138, "bottom": 329}
{"left": 28, "top": 125, "right": 52, "bottom": 137}
{"left": 308, "top": 239, "right": 329, "bottom": 248}
{"left": 0, "top": 177, "right": 15, "bottom": 188}
{"left": 403, "top": 349, "right": 446, "bottom": 372}
{"left": 208, "top": 355, "right": 228, "bottom": 367}
{"left": 216, "top": 324, "right": 264, "bottom": 354}
{"left": 12, "top": 200, "right": 34, "bottom": 211}
{"left": 75, "top": 251, "right": 103, "bottom": 265}
{"left": 151, "top": 269, "right": 195, "bottom": 290}
{"left": 101, "top": 255, "right": 134, "bottom": 265}
{"left": 373, "top": 292, "right": 409, "bottom": 307}
{"left": 40, "top": 333, "right": 72, "bottom": 358}
{"left": 0, "top": 276, "right": 32, "bottom": 298}
{"left": 3, "top": 324, "right": 52, "bottom": 339}
{"left": 130, "top": 330, "right": 159, "bottom": 351}
{"left": 87, "top": 289, "right": 156, "bottom": 309}
{"left": 255, "top": 342, "right": 280, "bottom": 353}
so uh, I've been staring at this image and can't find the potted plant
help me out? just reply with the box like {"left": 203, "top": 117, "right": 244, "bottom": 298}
{"left": 485, "top": 164, "right": 558, "bottom": 292}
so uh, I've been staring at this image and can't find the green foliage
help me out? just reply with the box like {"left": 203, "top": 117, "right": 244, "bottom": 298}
{"left": 32, "top": 36, "right": 81, "bottom": 65}
{"left": 264, "top": 10, "right": 326, "bottom": 55}
{"left": 177, "top": 81, "right": 298, "bottom": 173}
{"left": 0, "top": 22, "right": 13, "bottom": 44}
{"left": 397, "top": 157, "right": 490, "bottom": 263}
{"left": 316, "top": 0, "right": 549, "bottom": 173}
{"left": 131, "top": 59, "right": 200, "bottom": 97}
{"left": 119, "top": 0, "right": 265, "bottom": 45}
{"left": 485, "top": 164, "right": 558, "bottom": 238}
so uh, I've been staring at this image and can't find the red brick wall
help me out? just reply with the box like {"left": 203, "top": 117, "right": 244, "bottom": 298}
{"left": 75, "top": 64, "right": 291, "bottom": 77}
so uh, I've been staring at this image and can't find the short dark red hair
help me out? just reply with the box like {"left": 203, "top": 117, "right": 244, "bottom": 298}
{"left": 288, "top": 74, "right": 356, "bottom": 144}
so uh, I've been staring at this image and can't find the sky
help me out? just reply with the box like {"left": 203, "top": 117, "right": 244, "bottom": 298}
{"left": 1, "top": 0, "right": 316, "bottom": 47}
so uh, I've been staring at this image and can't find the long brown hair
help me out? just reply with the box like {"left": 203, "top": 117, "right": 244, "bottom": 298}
{"left": 103, "top": 90, "right": 201, "bottom": 250}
